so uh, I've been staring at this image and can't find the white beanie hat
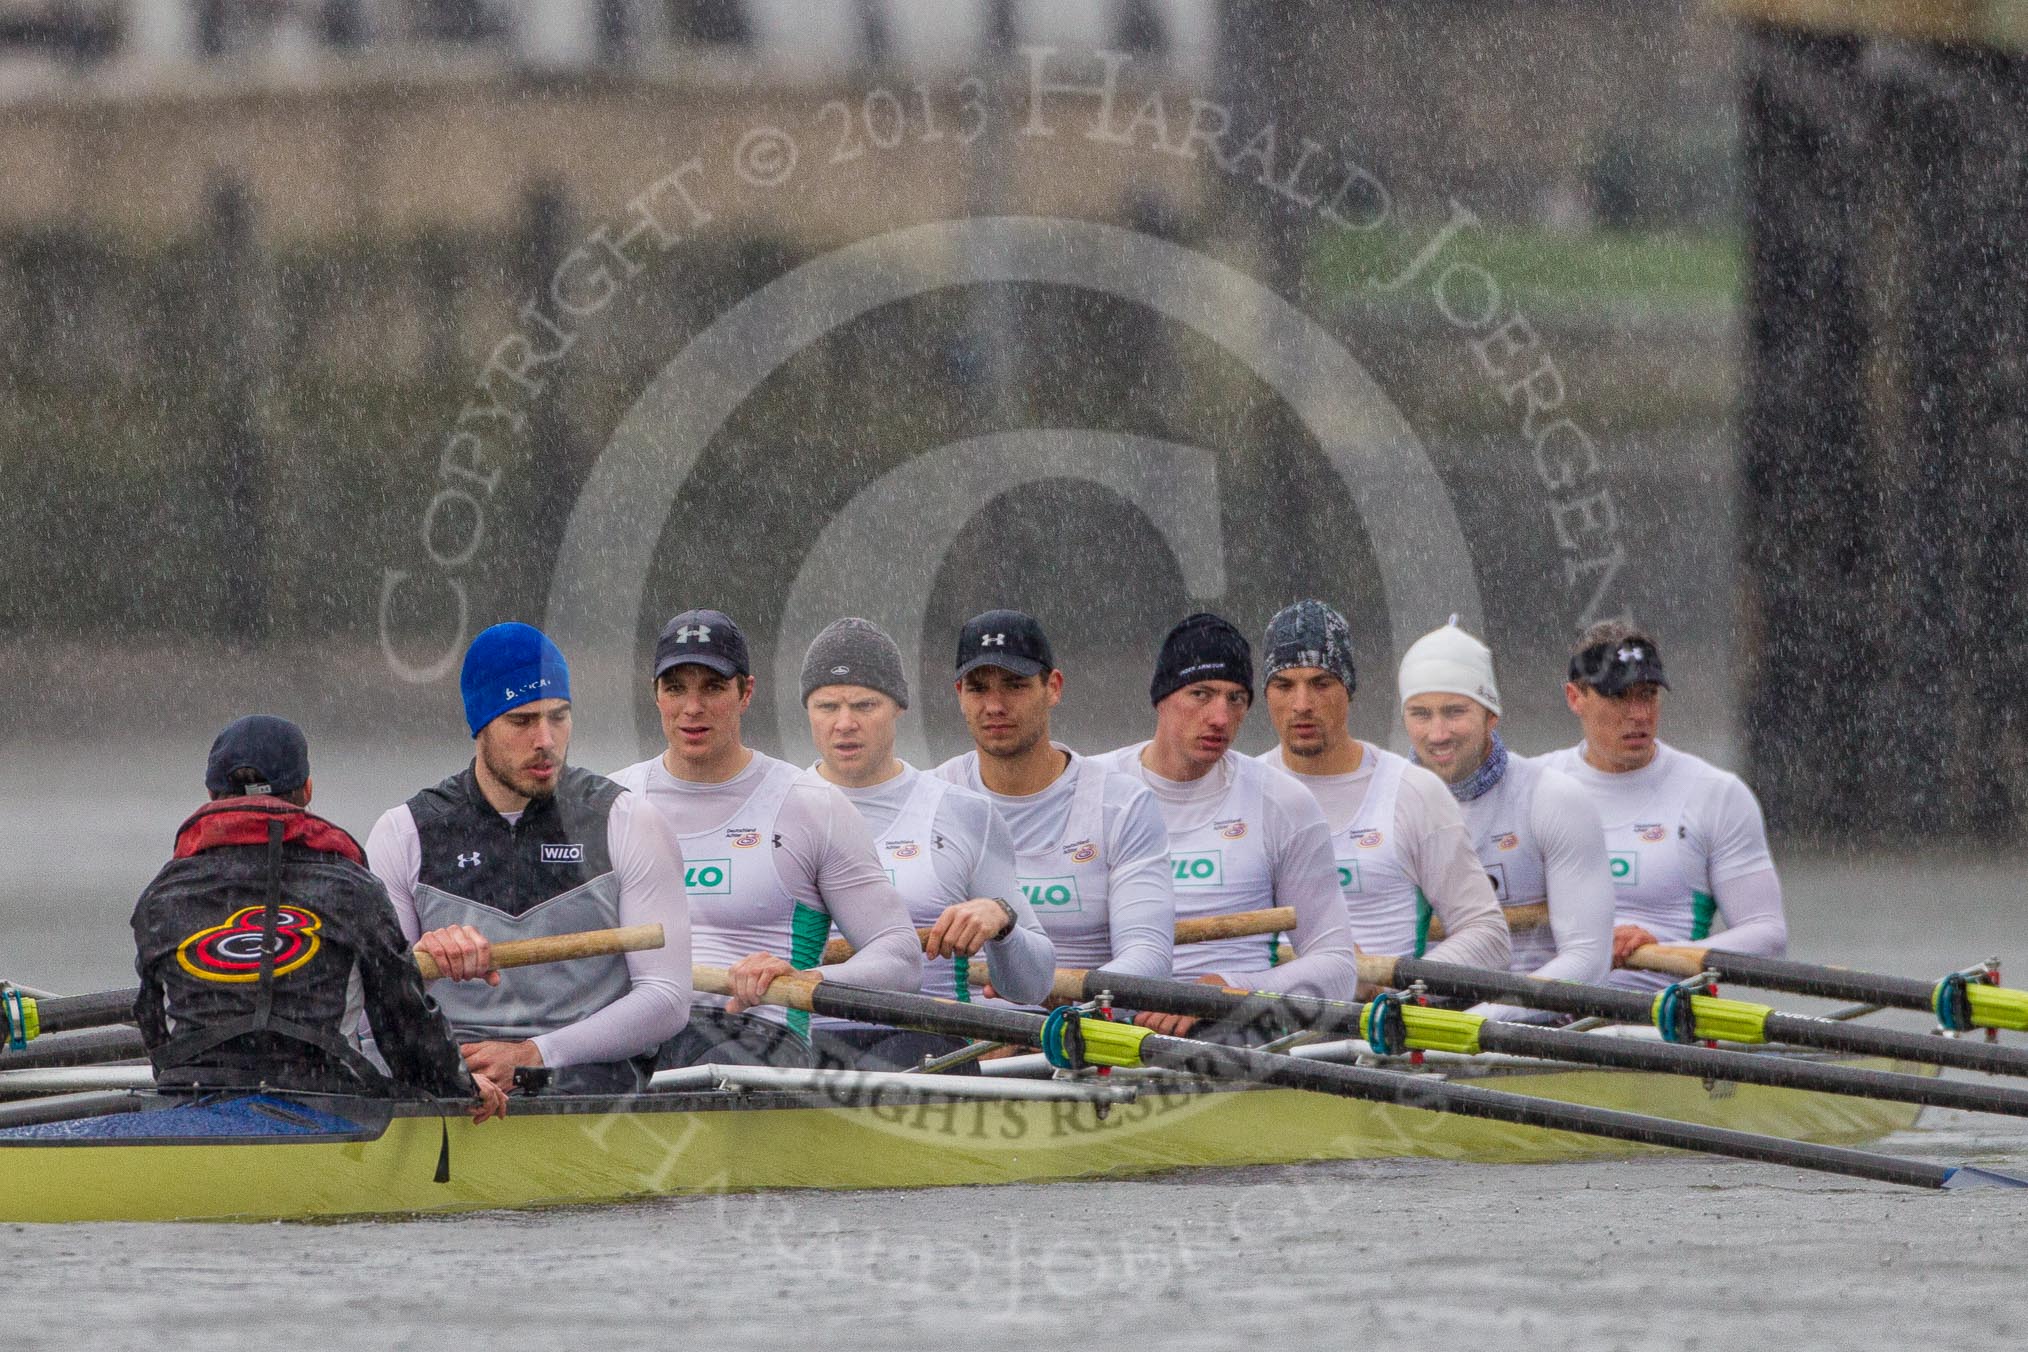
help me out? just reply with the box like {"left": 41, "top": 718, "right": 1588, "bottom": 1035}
{"left": 1397, "top": 616, "right": 1501, "bottom": 716}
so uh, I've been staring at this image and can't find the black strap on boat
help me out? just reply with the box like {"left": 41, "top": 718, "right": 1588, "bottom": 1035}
{"left": 252, "top": 819, "right": 284, "bottom": 1033}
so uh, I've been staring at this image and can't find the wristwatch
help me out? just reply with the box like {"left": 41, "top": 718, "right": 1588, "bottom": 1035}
{"left": 988, "top": 896, "right": 1018, "bottom": 940}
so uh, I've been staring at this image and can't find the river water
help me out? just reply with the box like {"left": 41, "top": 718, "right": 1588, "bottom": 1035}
{"left": 2, "top": 741, "right": 2026, "bottom": 1346}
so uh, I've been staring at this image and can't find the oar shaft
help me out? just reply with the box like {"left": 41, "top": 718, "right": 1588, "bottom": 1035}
{"left": 25, "top": 990, "right": 136, "bottom": 1038}
{"left": 1369, "top": 953, "right": 2028, "bottom": 1079}
{"left": 1625, "top": 945, "right": 1939, "bottom": 1009}
{"left": 693, "top": 967, "right": 1965, "bottom": 1190}
{"left": 1056, "top": 966, "right": 2028, "bottom": 1119}
{"left": 1477, "top": 1021, "right": 2028, "bottom": 1120}
{"left": 1128, "top": 1036, "right": 1953, "bottom": 1190}
{"left": 0, "top": 1026, "right": 148, "bottom": 1072}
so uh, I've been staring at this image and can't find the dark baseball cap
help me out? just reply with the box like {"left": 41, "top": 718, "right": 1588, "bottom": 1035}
{"left": 204, "top": 715, "right": 310, "bottom": 797}
{"left": 955, "top": 609, "right": 1055, "bottom": 680}
{"left": 1569, "top": 635, "right": 1670, "bottom": 696}
{"left": 653, "top": 609, "right": 750, "bottom": 679}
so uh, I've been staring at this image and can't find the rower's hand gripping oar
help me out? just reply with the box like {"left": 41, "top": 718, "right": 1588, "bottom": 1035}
{"left": 0, "top": 924, "right": 666, "bottom": 1053}
{"left": 691, "top": 965, "right": 2028, "bottom": 1192}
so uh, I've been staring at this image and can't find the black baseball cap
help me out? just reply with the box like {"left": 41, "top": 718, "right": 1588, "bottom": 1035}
{"left": 205, "top": 715, "right": 310, "bottom": 797}
{"left": 955, "top": 609, "right": 1055, "bottom": 680}
{"left": 654, "top": 609, "right": 750, "bottom": 679}
{"left": 1569, "top": 635, "right": 1670, "bottom": 696}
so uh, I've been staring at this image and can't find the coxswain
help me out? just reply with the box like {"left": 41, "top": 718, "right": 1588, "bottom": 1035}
{"left": 934, "top": 609, "right": 1175, "bottom": 985}
{"left": 1542, "top": 622, "right": 1787, "bottom": 989}
{"left": 367, "top": 623, "right": 692, "bottom": 1095}
{"left": 801, "top": 618, "right": 1056, "bottom": 1066}
{"left": 1257, "top": 600, "right": 1510, "bottom": 969}
{"left": 1093, "top": 613, "right": 1359, "bottom": 1037}
{"left": 609, "top": 609, "right": 922, "bottom": 1068}
{"left": 132, "top": 715, "right": 505, "bottom": 1120}
{"left": 1397, "top": 619, "right": 1612, "bottom": 1018}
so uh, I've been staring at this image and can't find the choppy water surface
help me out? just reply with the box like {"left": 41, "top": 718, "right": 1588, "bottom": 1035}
{"left": 2, "top": 744, "right": 2025, "bottom": 1348}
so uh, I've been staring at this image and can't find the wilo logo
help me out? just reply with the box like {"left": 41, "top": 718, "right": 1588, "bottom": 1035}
{"left": 540, "top": 843, "right": 585, "bottom": 864}
{"left": 1337, "top": 862, "right": 1361, "bottom": 892}
{"left": 1609, "top": 852, "right": 1639, "bottom": 885}
{"left": 1021, "top": 876, "right": 1082, "bottom": 912}
{"left": 1485, "top": 862, "right": 1509, "bottom": 902}
{"left": 1172, "top": 853, "right": 1223, "bottom": 888}
{"left": 685, "top": 859, "right": 732, "bottom": 894}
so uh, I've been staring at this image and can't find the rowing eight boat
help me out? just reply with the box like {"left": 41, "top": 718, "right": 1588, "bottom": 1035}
{"left": 0, "top": 1045, "right": 1932, "bottom": 1223}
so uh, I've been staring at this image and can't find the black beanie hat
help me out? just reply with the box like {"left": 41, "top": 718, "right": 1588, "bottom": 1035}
{"left": 1150, "top": 612, "right": 1254, "bottom": 705}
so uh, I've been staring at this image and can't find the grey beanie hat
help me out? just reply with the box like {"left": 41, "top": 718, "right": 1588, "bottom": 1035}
{"left": 1263, "top": 599, "right": 1356, "bottom": 692}
{"left": 801, "top": 617, "right": 909, "bottom": 708}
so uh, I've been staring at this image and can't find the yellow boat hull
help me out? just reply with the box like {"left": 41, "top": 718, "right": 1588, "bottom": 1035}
{"left": 0, "top": 1059, "right": 1932, "bottom": 1223}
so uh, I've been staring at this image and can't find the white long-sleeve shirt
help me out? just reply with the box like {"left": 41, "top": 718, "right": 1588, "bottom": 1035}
{"left": 1095, "top": 744, "right": 1359, "bottom": 1001}
{"left": 608, "top": 752, "right": 923, "bottom": 1006}
{"left": 936, "top": 747, "right": 1175, "bottom": 980}
{"left": 1456, "top": 754, "right": 1614, "bottom": 1021}
{"left": 1543, "top": 740, "right": 1787, "bottom": 993}
{"left": 831, "top": 761, "right": 1057, "bottom": 1006}
{"left": 1259, "top": 743, "right": 1511, "bottom": 971}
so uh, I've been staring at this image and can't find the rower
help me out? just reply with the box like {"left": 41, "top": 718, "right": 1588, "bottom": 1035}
{"left": 1257, "top": 600, "right": 1510, "bottom": 970}
{"left": 1543, "top": 622, "right": 1788, "bottom": 990}
{"left": 1396, "top": 619, "right": 1612, "bottom": 1017}
{"left": 1093, "top": 613, "right": 1359, "bottom": 1037}
{"left": 133, "top": 716, "right": 505, "bottom": 1120}
{"left": 801, "top": 618, "right": 1056, "bottom": 1066}
{"left": 609, "top": 609, "right": 922, "bottom": 1069}
{"left": 934, "top": 609, "right": 1175, "bottom": 987}
{"left": 367, "top": 623, "right": 692, "bottom": 1096}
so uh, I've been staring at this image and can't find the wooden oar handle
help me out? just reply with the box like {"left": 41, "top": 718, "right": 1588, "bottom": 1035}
{"left": 822, "top": 906, "right": 1304, "bottom": 964}
{"left": 1425, "top": 902, "right": 1549, "bottom": 944}
{"left": 413, "top": 924, "right": 665, "bottom": 981}
{"left": 692, "top": 964, "right": 823, "bottom": 1011}
{"left": 1623, "top": 943, "right": 1713, "bottom": 978}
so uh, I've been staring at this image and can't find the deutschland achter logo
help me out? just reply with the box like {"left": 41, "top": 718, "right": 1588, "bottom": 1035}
{"left": 1068, "top": 841, "right": 1099, "bottom": 864}
{"left": 891, "top": 841, "right": 921, "bottom": 860}
{"left": 730, "top": 830, "right": 761, "bottom": 849}
{"left": 176, "top": 905, "right": 324, "bottom": 984}
{"left": 1494, "top": 832, "right": 1520, "bottom": 852}
{"left": 1637, "top": 823, "right": 1667, "bottom": 843}
{"left": 1355, "top": 830, "right": 1385, "bottom": 849}
{"left": 1219, "top": 820, "right": 1248, "bottom": 840}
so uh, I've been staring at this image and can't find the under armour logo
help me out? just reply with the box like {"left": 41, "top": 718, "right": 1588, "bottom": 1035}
{"left": 456, "top": 852, "right": 482, "bottom": 868}
{"left": 934, "top": 832, "right": 946, "bottom": 850}
{"left": 980, "top": 633, "right": 1006, "bottom": 646}
{"left": 676, "top": 624, "right": 711, "bottom": 643}
{"left": 1617, "top": 645, "right": 1645, "bottom": 663}
{"left": 772, "top": 833, "right": 783, "bottom": 849}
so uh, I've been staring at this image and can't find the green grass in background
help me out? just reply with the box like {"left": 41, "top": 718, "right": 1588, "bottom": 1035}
{"left": 1312, "top": 226, "right": 1743, "bottom": 308}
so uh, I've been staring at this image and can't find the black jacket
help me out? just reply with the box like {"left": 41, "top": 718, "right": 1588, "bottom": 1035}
{"left": 131, "top": 797, "right": 473, "bottom": 1097}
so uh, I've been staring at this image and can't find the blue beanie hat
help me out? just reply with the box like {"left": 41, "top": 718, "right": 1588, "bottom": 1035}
{"left": 460, "top": 622, "right": 571, "bottom": 736}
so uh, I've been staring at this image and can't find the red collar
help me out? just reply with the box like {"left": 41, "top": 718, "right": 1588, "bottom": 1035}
{"left": 172, "top": 798, "right": 366, "bottom": 865}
